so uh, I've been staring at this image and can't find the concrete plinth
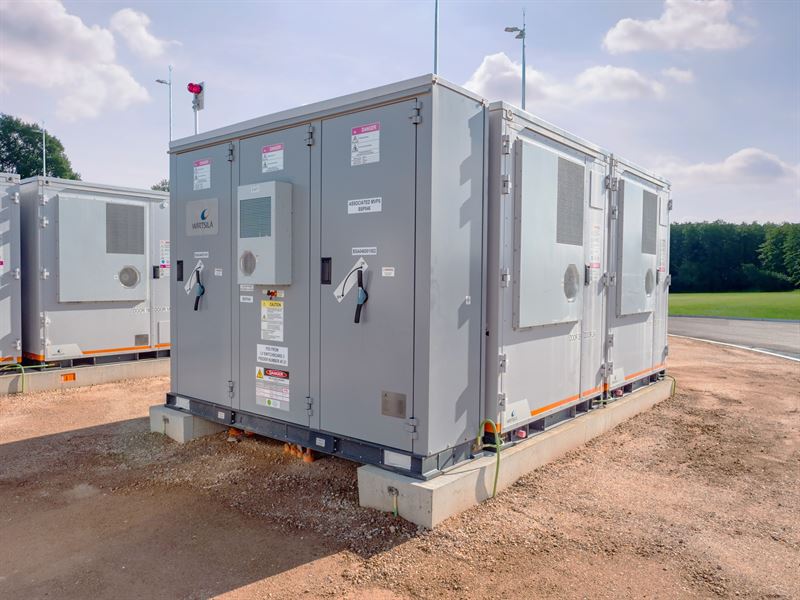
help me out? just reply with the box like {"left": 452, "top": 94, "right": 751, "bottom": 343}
{"left": 358, "top": 379, "right": 672, "bottom": 528}
{"left": 149, "top": 405, "right": 226, "bottom": 443}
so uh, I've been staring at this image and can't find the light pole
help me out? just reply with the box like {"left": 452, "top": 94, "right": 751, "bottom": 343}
{"left": 433, "top": 0, "right": 439, "bottom": 74}
{"left": 505, "top": 8, "right": 527, "bottom": 111}
{"left": 33, "top": 123, "right": 46, "bottom": 176}
{"left": 155, "top": 65, "right": 173, "bottom": 141}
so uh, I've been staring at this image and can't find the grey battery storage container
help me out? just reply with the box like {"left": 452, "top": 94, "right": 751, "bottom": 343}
{"left": 167, "top": 75, "right": 487, "bottom": 477}
{"left": 19, "top": 177, "right": 171, "bottom": 363}
{"left": 0, "top": 173, "right": 22, "bottom": 364}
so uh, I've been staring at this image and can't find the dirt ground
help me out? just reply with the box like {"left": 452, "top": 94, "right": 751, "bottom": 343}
{"left": 0, "top": 337, "right": 798, "bottom": 599}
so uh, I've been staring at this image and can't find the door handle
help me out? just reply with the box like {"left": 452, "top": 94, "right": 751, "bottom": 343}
{"left": 321, "top": 257, "right": 332, "bottom": 285}
{"left": 354, "top": 268, "right": 368, "bottom": 323}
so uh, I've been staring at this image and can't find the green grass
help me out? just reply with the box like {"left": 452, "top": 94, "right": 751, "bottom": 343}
{"left": 669, "top": 290, "right": 800, "bottom": 320}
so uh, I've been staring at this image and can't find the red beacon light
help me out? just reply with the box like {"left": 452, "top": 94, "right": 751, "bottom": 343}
{"left": 187, "top": 82, "right": 203, "bottom": 95}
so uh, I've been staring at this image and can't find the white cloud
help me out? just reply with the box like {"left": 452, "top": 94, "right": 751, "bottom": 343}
{"left": 0, "top": 0, "right": 148, "bottom": 120}
{"left": 603, "top": 0, "right": 750, "bottom": 54}
{"left": 110, "top": 8, "right": 176, "bottom": 60}
{"left": 662, "top": 67, "right": 695, "bottom": 83}
{"left": 657, "top": 149, "right": 800, "bottom": 222}
{"left": 464, "top": 52, "right": 664, "bottom": 107}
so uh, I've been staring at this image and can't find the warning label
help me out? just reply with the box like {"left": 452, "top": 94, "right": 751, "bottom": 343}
{"left": 261, "top": 143, "right": 284, "bottom": 173}
{"left": 347, "top": 197, "right": 382, "bottom": 214}
{"left": 255, "top": 367, "right": 290, "bottom": 411}
{"left": 159, "top": 240, "right": 170, "bottom": 275}
{"left": 351, "top": 122, "right": 380, "bottom": 166}
{"left": 257, "top": 344, "right": 288, "bottom": 367}
{"left": 589, "top": 223, "right": 602, "bottom": 281}
{"left": 261, "top": 300, "right": 284, "bottom": 342}
{"left": 658, "top": 238, "right": 667, "bottom": 272}
{"left": 193, "top": 159, "right": 211, "bottom": 191}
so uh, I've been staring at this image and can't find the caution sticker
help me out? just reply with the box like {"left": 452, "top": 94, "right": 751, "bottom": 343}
{"left": 261, "top": 143, "right": 284, "bottom": 173}
{"left": 351, "top": 122, "right": 380, "bottom": 166}
{"left": 193, "top": 159, "right": 211, "bottom": 191}
{"left": 261, "top": 299, "right": 284, "bottom": 342}
{"left": 255, "top": 366, "right": 290, "bottom": 411}
{"left": 159, "top": 240, "right": 170, "bottom": 275}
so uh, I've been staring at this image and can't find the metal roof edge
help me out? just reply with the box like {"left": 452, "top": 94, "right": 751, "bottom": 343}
{"left": 19, "top": 176, "right": 169, "bottom": 199}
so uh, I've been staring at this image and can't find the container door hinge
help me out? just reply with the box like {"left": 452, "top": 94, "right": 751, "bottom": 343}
{"left": 405, "top": 417, "right": 419, "bottom": 439}
{"left": 409, "top": 100, "right": 422, "bottom": 125}
{"left": 501, "top": 175, "right": 511, "bottom": 195}
{"left": 600, "top": 362, "right": 614, "bottom": 377}
{"left": 668, "top": 199, "right": 673, "bottom": 211}
{"left": 500, "top": 268, "right": 511, "bottom": 287}
{"left": 605, "top": 175, "right": 618, "bottom": 191}
{"left": 498, "top": 392, "right": 507, "bottom": 409}
{"left": 606, "top": 333, "right": 615, "bottom": 351}
{"left": 40, "top": 194, "right": 48, "bottom": 206}
{"left": 227, "top": 143, "right": 235, "bottom": 163}
{"left": 12, "top": 191, "right": 20, "bottom": 204}
{"left": 15, "top": 339, "right": 21, "bottom": 351}
{"left": 227, "top": 380, "right": 235, "bottom": 399}
{"left": 501, "top": 134, "right": 511, "bottom": 155}
{"left": 39, "top": 216, "right": 49, "bottom": 228}
{"left": 498, "top": 353, "right": 507, "bottom": 374}
{"left": 12, "top": 268, "right": 20, "bottom": 280}
{"left": 664, "top": 345, "right": 670, "bottom": 357}
{"left": 305, "top": 125, "right": 315, "bottom": 146}
{"left": 600, "top": 272, "right": 616, "bottom": 288}
{"left": 40, "top": 268, "right": 50, "bottom": 280}
{"left": 610, "top": 205, "right": 619, "bottom": 220}
{"left": 305, "top": 396, "right": 314, "bottom": 416}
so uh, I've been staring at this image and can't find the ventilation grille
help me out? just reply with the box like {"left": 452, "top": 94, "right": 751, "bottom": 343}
{"left": 556, "top": 157, "right": 584, "bottom": 246}
{"left": 240, "top": 196, "right": 271, "bottom": 239}
{"left": 641, "top": 191, "right": 658, "bottom": 255}
{"left": 106, "top": 203, "right": 145, "bottom": 255}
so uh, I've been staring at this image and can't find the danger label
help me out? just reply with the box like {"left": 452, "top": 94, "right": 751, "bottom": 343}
{"left": 193, "top": 159, "right": 211, "bottom": 191}
{"left": 347, "top": 197, "right": 382, "bottom": 214}
{"left": 261, "top": 143, "right": 284, "bottom": 173}
{"left": 351, "top": 122, "right": 380, "bottom": 166}
{"left": 255, "top": 366, "right": 290, "bottom": 411}
{"left": 257, "top": 344, "right": 288, "bottom": 367}
{"left": 159, "top": 240, "right": 170, "bottom": 274}
{"left": 261, "top": 300, "right": 284, "bottom": 342}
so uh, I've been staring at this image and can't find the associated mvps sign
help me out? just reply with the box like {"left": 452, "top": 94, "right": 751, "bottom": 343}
{"left": 186, "top": 198, "right": 218, "bottom": 236}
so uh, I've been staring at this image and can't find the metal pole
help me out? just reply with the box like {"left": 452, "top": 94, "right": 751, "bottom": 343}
{"left": 41, "top": 124, "right": 46, "bottom": 176}
{"left": 194, "top": 106, "right": 198, "bottom": 135}
{"left": 433, "top": 0, "right": 439, "bottom": 74}
{"left": 521, "top": 8, "right": 526, "bottom": 111}
{"left": 168, "top": 65, "right": 173, "bottom": 141}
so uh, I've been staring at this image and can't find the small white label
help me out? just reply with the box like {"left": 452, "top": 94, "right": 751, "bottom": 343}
{"left": 257, "top": 344, "right": 288, "bottom": 367}
{"left": 194, "top": 251, "right": 209, "bottom": 259}
{"left": 315, "top": 437, "right": 325, "bottom": 447}
{"left": 261, "top": 143, "right": 285, "bottom": 173}
{"left": 240, "top": 284, "right": 254, "bottom": 292}
{"left": 193, "top": 159, "right": 211, "bottom": 191}
{"left": 217, "top": 411, "right": 225, "bottom": 419}
{"left": 347, "top": 197, "right": 382, "bottom": 214}
{"left": 240, "top": 295, "right": 253, "bottom": 303}
{"left": 261, "top": 300, "right": 284, "bottom": 342}
{"left": 383, "top": 450, "right": 411, "bottom": 470}
{"left": 214, "top": 268, "right": 223, "bottom": 277}
{"left": 351, "top": 122, "right": 380, "bottom": 166}
{"left": 352, "top": 247, "right": 377, "bottom": 256}
{"left": 334, "top": 257, "right": 367, "bottom": 302}
{"left": 382, "top": 267, "right": 395, "bottom": 277}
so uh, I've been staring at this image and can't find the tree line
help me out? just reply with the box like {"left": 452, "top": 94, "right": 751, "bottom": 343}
{"left": 670, "top": 222, "right": 800, "bottom": 293}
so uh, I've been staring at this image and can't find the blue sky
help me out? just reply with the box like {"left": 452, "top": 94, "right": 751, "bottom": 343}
{"left": 1, "top": 0, "right": 797, "bottom": 222}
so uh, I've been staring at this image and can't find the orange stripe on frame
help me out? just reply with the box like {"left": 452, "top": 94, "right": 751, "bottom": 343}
{"left": 154, "top": 343, "right": 171, "bottom": 349}
{"left": 23, "top": 351, "right": 45, "bottom": 362}
{"left": 581, "top": 385, "right": 602, "bottom": 398}
{"left": 83, "top": 345, "right": 151, "bottom": 355}
{"left": 530, "top": 393, "right": 580, "bottom": 417}
{"left": 0, "top": 356, "right": 17, "bottom": 363}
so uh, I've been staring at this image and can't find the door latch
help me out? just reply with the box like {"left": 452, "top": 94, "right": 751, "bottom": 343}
{"left": 354, "top": 268, "right": 368, "bottom": 323}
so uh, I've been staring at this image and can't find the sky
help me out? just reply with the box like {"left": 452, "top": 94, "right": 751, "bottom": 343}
{"left": 0, "top": 0, "right": 798, "bottom": 223}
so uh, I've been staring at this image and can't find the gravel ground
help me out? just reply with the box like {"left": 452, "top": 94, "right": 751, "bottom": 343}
{"left": 0, "top": 337, "right": 797, "bottom": 599}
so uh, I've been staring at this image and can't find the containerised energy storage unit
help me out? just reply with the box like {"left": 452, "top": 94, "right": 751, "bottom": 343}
{"left": 164, "top": 75, "right": 670, "bottom": 478}
{"left": 0, "top": 173, "right": 21, "bottom": 365}
{"left": 19, "top": 177, "right": 171, "bottom": 364}
{"left": 167, "top": 76, "right": 487, "bottom": 477}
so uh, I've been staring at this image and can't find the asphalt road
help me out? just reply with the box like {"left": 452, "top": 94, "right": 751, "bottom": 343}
{"left": 669, "top": 316, "right": 800, "bottom": 360}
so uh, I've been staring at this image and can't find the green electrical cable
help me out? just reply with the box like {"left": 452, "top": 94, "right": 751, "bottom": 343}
{"left": 666, "top": 374, "right": 677, "bottom": 398}
{"left": 0, "top": 363, "right": 26, "bottom": 393}
{"left": 392, "top": 493, "right": 398, "bottom": 518}
{"left": 475, "top": 418, "right": 501, "bottom": 498}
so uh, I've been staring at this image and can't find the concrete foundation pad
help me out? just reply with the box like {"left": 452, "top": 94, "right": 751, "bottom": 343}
{"left": 149, "top": 405, "right": 227, "bottom": 443}
{"left": 0, "top": 358, "right": 170, "bottom": 395}
{"left": 358, "top": 379, "right": 672, "bottom": 528}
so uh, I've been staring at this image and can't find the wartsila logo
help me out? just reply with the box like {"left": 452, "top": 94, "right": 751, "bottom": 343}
{"left": 192, "top": 208, "right": 213, "bottom": 230}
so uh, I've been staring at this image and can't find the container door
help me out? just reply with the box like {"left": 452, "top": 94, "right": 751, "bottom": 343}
{"left": 318, "top": 100, "right": 417, "bottom": 451}
{"left": 236, "top": 126, "right": 311, "bottom": 426}
{"left": 652, "top": 191, "right": 670, "bottom": 369}
{"left": 173, "top": 145, "right": 233, "bottom": 406}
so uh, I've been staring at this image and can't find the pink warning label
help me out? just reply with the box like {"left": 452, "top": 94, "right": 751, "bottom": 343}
{"left": 352, "top": 122, "right": 380, "bottom": 136}
{"left": 193, "top": 159, "right": 210, "bottom": 167}
{"left": 262, "top": 143, "right": 284, "bottom": 153}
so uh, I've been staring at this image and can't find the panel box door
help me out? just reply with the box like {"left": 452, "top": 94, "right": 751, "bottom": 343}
{"left": 318, "top": 100, "right": 418, "bottom": 452}
{"left": 173, "top": 145, "right": 233, "bottom": 405}
{"left": 237, "top": 126, "right": 311, "bottom": 426}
